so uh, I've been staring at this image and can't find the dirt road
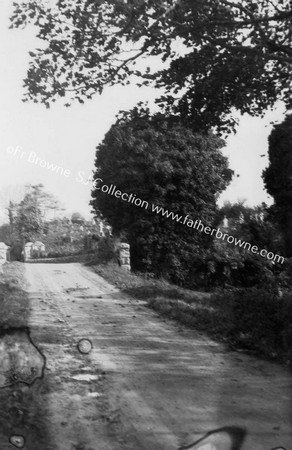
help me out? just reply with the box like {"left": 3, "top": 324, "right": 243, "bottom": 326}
{"left": 7, "top": 263, "right": 292, "bottom": 450}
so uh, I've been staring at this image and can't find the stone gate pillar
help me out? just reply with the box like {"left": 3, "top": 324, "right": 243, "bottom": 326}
{"left": 118, "top": 243, "right": 131, "bottom": 271}
{"left": 23, "top": 242, "right": 33, "bottom": 262}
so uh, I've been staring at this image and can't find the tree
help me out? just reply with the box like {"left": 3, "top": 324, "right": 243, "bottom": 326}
{"left": 90, "top": 113, "right": 233, "bottom": 281}
{"left": 218, "top": 201, "right": 284, "bottom": 254}
{"left": 71, "top": 212, "right": 85, "bottom": 224}
{"left": 0, "top": 184, "right": 27, "bottom": 225}
{"left": 10, "top": 0, "right": 292, "bottom": 131}
{"left": 14, "top": 184, "right": 61, "bottom": 242}
{"left": 0, "top": 224, "right": 11, "bottom": 245}
{"left": 263, "top": 114, "right": 292, "bottom": 256}
{"left": 218, "top": 199, "right": 249, "bottom": 222}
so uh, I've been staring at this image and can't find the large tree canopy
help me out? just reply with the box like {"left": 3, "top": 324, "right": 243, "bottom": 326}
{"left": 263, "top": 114, "right": 292, "bottom": 256}
{"left": 90, "top": 113, "right": 233, "bottom": 280}
{"left": 10, "top": 0, "right": 292, "bottom": 131}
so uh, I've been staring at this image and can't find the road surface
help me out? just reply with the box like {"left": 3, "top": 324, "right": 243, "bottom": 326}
{"left": 5, "top": 263, "right": 292, "bottom": 449}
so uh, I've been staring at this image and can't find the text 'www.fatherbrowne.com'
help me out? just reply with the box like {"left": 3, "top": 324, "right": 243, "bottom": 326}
{"left": 94, "top": 178, "right": 285, "bottom": 265}
{"left": 152, "top": 204, "right": 284, "bottom": 264}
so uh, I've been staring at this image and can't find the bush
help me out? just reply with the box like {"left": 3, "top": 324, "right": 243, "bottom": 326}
{"left": 10, "top": 242, "right": 23, "bottom": 261}
{"left": 188, "top": 246, "right": 285, "bottom": 291}
{"left": 213, "top": 288, "right": 292, "bottom": 361}
{"left": 90, "top": 259, "right": 292, "bottom": 363}
{"left": 277, "top": 257, "right": 292, "bottom": 289}
{"left": 97, "top": 237, "right": 118, "bottom": 264}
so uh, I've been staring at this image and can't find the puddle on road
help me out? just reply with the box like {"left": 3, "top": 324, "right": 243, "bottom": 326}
{"left": 65, "top": 287, "right": 89, "bottom": 293}
{"left": 72, "top": 374, "right": 99, "bottom": 382}
{"left": 87, "top": 392, "right": 101, "bottom": 398}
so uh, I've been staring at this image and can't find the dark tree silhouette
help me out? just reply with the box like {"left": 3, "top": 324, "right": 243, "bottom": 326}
{"left": 263, "top": 114, "right": 292, "bottom": 256}
{"left": 90, "top": 112, "right": 233, "bottom": 280}
{"left": 10, "top": 0, "right": 292, "bottom": 132}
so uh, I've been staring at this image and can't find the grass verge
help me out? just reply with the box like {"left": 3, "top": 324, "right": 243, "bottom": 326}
{"left": 0, "top": 262, "right": 29, "bottom": 328}
{"left": 90, "top": 262, "right": 292, "bottom": 365}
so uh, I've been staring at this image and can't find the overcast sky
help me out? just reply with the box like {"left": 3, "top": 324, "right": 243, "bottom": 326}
{"left": 0, "top": 2, "right": 286, "bottom": 223}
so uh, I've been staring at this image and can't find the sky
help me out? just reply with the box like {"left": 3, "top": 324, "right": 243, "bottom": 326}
{"left": 0, "top": 2, "right": 286, "bottom": 224}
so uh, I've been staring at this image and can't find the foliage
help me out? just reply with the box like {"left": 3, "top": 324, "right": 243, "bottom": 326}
{"left": 226, "top": 288, "right": 292, "bottom": 361}
{"left": 97, "top": 236, "right": 118, "bottom": 264}
{"left": 188, "top": 247, "right": 277, "bottom": 290}
{"left": 12, "top": 184, "right": 61, "bottom": 243}
{"left": 263, "top": 114, "right": 292, "bottom": 256}
{"left": 0, "top": 262, "right": 29, "bottom": 328}
{"left": 10, "top": 242, "right": 24, "bottom": 262}
{"left": 10, "top": 0, "right": 292, "bottom": 132}
{"left": 218, "top": 199, "right": 253, "bottom": 222}
{"left": 71, "top": 212, "right": 85, "bottom": 224}
{"left": 149, "top": 287, "right": 292, "bottom": 362}
{"left": 14, "top": 199, "right": 43, "bottom": 242}
{"left": 218, "top": 201, "right": 285, "bottom": 254}
{"left": 90, "top": 260, "right": 209, "bottom": 303}
{"left": 180, "top": 201, "right": 285, "bottom": 289}
{"left": 40, "top": 216, "right": 99, "bottom": 257}
{"left": 0, "top": 224, "right": 11, "bottom": 245}
{"left": 90, "top": 113, "right": 233, "bottom": 281}
{"left": 91, "top": 259, "right": 292, "bottom": 363}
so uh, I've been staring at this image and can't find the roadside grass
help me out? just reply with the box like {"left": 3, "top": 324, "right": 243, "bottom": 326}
{"left": 90, "top": 261, "right": 210, "bottom": 301}
{"left": 91, "top": 262, "right": 292, "bottom": 364}
{"left": 0, "top": 262, "right": 29, "bottom": 328}
{"left": 90, "top": 262, "right": 231, "bottom": 338}
{"left": 27, "top": 253, "right": 92, "bottom": 264}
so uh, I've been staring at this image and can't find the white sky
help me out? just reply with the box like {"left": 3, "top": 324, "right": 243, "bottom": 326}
{"left": 0, "top": 2, "right": 286, "bottom": 223}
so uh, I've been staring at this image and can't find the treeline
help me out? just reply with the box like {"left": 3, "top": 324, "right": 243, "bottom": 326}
{"left": 0, "top": 184, "right": 102, "bottom": 260}
{"left": 90, "top": 114, "right": 292, "bottom": 292}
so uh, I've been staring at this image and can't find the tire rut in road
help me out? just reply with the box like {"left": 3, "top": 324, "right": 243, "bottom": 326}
{"left": 23, "top": 263, "right": 292, "bottom": 450}
{"left": 22, "top": 264, "right": 134, "bottom": 450}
